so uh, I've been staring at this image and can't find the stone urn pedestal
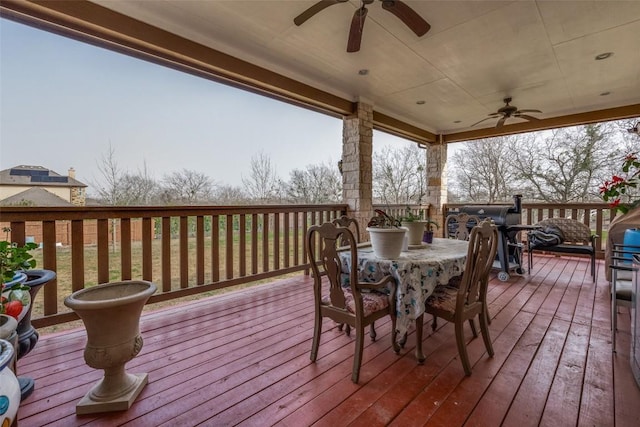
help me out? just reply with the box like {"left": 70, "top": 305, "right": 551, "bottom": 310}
{"left": 64, "top": 280, "right": 156, "bottom": 415}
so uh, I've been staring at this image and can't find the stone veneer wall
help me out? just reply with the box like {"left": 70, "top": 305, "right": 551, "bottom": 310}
{"left": 426, "top": 142, "right": 448, "bottom": 235}
{"left": 341, "top": 102, "right": 373, "bottom": 241}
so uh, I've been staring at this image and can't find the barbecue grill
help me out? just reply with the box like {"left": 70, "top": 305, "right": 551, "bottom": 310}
{"left": 451, "top": 195, "right": 526, "bottom": 281}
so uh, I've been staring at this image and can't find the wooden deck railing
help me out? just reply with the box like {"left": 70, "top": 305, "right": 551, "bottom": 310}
{"left": 443, "top": 201, "right": 618, "bottom": 256}
{"left": 1, "top": 201, "right": 619, "bottom": 328}
{"left": 0, "top": 204, "right": 347, "bottom": 327}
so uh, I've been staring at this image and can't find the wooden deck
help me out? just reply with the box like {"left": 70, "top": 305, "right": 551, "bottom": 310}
{"left": 16, "top": 254, "right": 640, "bottom": 426}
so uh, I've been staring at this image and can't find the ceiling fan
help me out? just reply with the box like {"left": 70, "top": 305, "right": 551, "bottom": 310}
{"left": 294, "top": 0, "right": 430, "bottom": 53}
{"left": 471, "top": 97, "right": 543, "bottom": 128}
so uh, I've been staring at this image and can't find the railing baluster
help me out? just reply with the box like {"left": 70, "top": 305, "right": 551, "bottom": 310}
{"left": 196, "top": 216, "right": 205, "bottom": 285}
{"left": 71, "top": 220, "right": 84, "bottom": 293}
{"left": 97, "top": 219, "right": 109, "bottom": 284}
{"left": 121, "top": 218, "right": 132, "bottom": 280}
{"left": 294, "top": 211, "right": 300, "bottom": 266}
{"left": 180, "top": 216, "right": 188, "bottom": 288}
{"left": 42, "top": 220, "right": 58, "bottom": 316}
{"left": 262, "top": 213, "right": 269, "bottom": 273}
{"left": 212, "top": 215, "right": 220, "bottom": 283}
{"left": 142, "top": 217, "right": 152, "bottom": 281}
{"left": 239, "top": 214, "right": 246, "bottom": 277}
{"left": 162, "top": 217, "right": 171, "bottom": 291}
{"left": 284, "top": 212, "right": 290, "bottom": 269}
{"left": 274, "top": 212, "right": 280, "bottom": 270}
{"left": 226, "top": 214, "right": 233, "bottom": 280}
{"left": 251, "top": 213, "right": 258, "bottom": 275}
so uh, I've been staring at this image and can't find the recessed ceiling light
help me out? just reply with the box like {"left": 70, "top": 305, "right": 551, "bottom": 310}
{"left": 600, "top": 91, "right": 611, "bottom": 96}
{"left": 595, "top": 52, "right": 613, "bottom": 60}
{"left": 358, "top": 69, "right": 369, "bottom": 76}
{"left": 453, "top": 120, "right": 461, "bottom": 123}
{"left": 416, "top": 100, "right": 425, "bottom": 105}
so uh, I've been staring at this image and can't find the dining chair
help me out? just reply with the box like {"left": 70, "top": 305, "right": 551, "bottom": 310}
{"left": 609, "top": 243, "right": 640, "bottom": 352}
{"left": 306, "top": 222, "right": 399, "bottom": 383}
{"left": 332, "top": 215, "right": 361, "bottom": 245}
{"left": 424, "top": 219, "right": 498, "bottom": 375}
{"left": 331, "top": 215, "right": 364, "bottom": 336}
{"left": 445, "top": 212, "right": 481, "bottom": 240}
{"left": 442, "top": 212, "right": 492, "bottom": 325}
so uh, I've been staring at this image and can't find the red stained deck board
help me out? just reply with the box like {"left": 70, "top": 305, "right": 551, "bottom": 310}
{"left": 15, "top": 257, "right": 640, "bottom": 427}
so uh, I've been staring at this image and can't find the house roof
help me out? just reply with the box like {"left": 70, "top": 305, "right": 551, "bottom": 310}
{"left": 1, "top": 1, "right": 639, "bottom": 144}
{"left": 0, "top": 187, "right": 73, "bottom": 207}
{"left": 0, "top": 165, "right": 87, "bottom": 188}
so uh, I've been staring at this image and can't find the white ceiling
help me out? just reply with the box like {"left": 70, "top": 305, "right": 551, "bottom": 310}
{"left": 87, "top": 0, "right": 640, "bottom": 136}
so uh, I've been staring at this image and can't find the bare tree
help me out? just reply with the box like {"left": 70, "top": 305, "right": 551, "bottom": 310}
{"left": 91, "top": 144, "right": 125, "bottom": 205}
{"left": 212, "top": 184, "right": 247, "bottom": 205}
{"left": 242, "top": 151, "right": 282, "bottom": 203}
{"left": 119, "top": 161, "right": 159, "bottom": 205}
{"left": 373, "top": 144, "right": 426, "bottom": 204}
{"left": 510, "top": 123, "right": 618, "bottom": 202}
{"left": 161, "top": 169, "right": 215, "bottom": 204}
{"left": 450, "top": 136, "right": 524, "bottom": 203}
{"left": 286, "top": 161, "right": 342, "bottom": 203}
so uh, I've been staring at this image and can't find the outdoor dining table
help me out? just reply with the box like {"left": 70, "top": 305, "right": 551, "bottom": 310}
{"left": 339, "top": 237, "right": 469, "bottom": 360}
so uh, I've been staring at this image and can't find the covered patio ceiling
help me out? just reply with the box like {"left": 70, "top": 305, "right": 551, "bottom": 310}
{"left": 2, "top": 0, "right": 640, "bottom": 144}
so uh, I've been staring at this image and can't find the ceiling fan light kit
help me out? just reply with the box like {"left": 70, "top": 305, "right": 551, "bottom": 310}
{"left": 294, "top": 0, "right": 430, "bottom": 53}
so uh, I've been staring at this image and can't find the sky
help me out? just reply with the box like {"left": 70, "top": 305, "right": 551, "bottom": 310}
{"left": 0, "top": 17, "right": 416, "bottom": 191}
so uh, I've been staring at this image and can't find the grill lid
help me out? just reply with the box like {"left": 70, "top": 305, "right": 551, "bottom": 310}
{"left": 458, "top": 205, "right": 520, "bottom": 225}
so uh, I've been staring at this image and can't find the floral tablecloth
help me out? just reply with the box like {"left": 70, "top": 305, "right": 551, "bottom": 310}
{"left": 339, "top": 237, "right": 468, "bottom": 342}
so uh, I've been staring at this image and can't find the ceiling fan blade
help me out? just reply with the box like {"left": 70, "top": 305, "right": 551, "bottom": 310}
{"left": 517, "top": 114, "right": 540, "bottom": 122}
{"left": 496, "top": 116, "right": 507, "bottom": 128}
{"left": 347, "top": 7, "right": 368, "bottom": 53}
{"left": 381, "top": 0, "right": 430, "bottom": 36}
{"left": 517, "top": 109, "right": 543, "bottom": 114}
{"left": 470, "top": 116, "right": 497, "bottom": 127}
{"left": 294, "top": 0, "right": 348, "bottom": 26}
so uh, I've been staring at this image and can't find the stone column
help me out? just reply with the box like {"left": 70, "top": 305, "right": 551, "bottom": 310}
{"left": 425, "top": 141, "right": 448, "bottom": 236}
{"left": 342, "top": 102, "right": 373, "bottom": 241}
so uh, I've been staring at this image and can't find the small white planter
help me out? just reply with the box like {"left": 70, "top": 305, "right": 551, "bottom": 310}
{"left": 401, "top": 221, "right": 430, "bottom": 246}
{"left": 366, "top": 227, "right": 407, "bottom": 259}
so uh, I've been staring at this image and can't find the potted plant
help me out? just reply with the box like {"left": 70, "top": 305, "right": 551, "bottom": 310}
{"left": 421, "top": 218, "right": 440, "bottom": 244}
{"left": 400, "top": 207, "right": 439, "bottom": 245}
{"left": 1, "top": 239, "right": 38, "bottom": 322}
{"left": 366, "top": 209, "right": 407, "bottom": 259}
{"left": 1, "top": 229, "right": 56, "bottom": 399}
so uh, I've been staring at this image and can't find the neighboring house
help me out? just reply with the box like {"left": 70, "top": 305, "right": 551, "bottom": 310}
{"left": 0, "top": 165, "right": 88, "bottom": 206}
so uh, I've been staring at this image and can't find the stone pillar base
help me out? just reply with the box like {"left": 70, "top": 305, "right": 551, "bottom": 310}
{"left": 76, "top": 372, "right": 148, "bottom": 415}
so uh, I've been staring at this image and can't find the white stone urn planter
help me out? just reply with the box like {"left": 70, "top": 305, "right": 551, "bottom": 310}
{"left": 366, "top": 227, "right": 407, "bottom": 259}
{"left": 64, "top": 280, "right": 156, "bottom": 415}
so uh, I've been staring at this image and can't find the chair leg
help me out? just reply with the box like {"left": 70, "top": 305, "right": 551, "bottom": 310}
{"left": 479, "top": 311, "right": 494, "bottom": 357}
{"left": 311, "top": 313, "right": 322, "bottom": 362}
{"left": 344, "top": 324, "right": 351, "bottom": 336}
{"left": 352, "top": 324, "right": 365, "bottom": 383}
{"left": 431, "top": 315, "right": 438, "bottom": 331}
{"left": 415, "top": 314, "right": 425, "bottom": 364}
{"left": 612, "top": 291, "right": 617, "bottom": 353}
{"left": 369, "top": 322, "right": 376, "bottom": 341}
{"left": 469, "top": 318, "right": 478, "bottom": 338}
{"left": 455, "top": 320, "right": 472, "bottom": 376}
{"left": 483, "top": 292, "right": 492, "bottom": 325}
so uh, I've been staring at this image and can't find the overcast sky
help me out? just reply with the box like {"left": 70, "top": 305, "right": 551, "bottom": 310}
{"left": 0, "top": 17, "right": 413, "bottom": 190}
